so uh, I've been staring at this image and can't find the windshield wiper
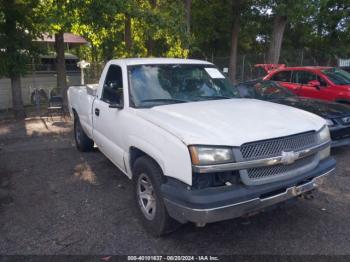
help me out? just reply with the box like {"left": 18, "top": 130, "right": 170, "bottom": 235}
{"left": 140, "top": 98, "right": 188, "bottom": 105}
{"left": 197, "top": 95, "right": 232, "bottom": 100}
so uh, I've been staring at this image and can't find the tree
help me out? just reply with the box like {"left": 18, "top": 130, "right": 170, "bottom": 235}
{"left": 228, "top": 0, "right": 246, "bottom": 83}
{"left": 184, "top": 0, "right": 191, "bottom": 39}
{"left": 267, "top": 14, "right": 287, "bottom": 64}
{"left": 41, "top": 0, "right": 80, "bottom": 107}
{"left": 146, "top": 0, "right": 157, "bottom": 56}
{"left": 0, "top": 0, "right": 41, "bottom": 118}
{"left": 263, "top": 0, "right": 316, "bottom": 64}
{"left": 315, "top": 0, "right": 350, "bottom": 57}
{"left": 55, "top": 31, "right": 66, "bottom": 103}
{"left": 191, "top": 0, "right": 235, "bottom": 60}
{"left": 124, "top": 13, "right": 132, "bottom": 53}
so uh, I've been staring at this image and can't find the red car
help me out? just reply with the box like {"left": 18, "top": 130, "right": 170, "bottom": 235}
{"left": 261, "top": 65, "right": 350, "bottom": 104}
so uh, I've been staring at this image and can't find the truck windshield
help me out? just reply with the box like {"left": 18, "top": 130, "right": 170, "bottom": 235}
{"left": 128, "top": 64, "right": 238, "bottom": 107}
{"left": 322, "top": 68, "right": 350, "bottom": 85}
{"left": 237, "top": 81, "right": 295, "bottom": 100}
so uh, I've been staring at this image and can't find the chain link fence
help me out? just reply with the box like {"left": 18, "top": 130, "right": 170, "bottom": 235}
{"left": 212, "top": 49, "right": 339, "bottom": 83}
{"left": 0, "top": 50, "right": 342, "bottom": 118}
{"left": 83, "top": 49, "right": 340, "bottom": 85}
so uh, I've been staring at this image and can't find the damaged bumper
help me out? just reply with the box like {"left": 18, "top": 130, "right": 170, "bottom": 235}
{"left": 162, "top": 158, "right": 336, "bottom": 224}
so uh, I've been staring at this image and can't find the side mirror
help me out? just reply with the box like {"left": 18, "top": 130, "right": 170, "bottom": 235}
{"left": 109, "top": 102, "right": 123, "bottom": 109}
{"left": 109, "top": 88, "right": 124, "bottom": 109}
{"left": 308, "top": 80, "right": 321, "bottom": 89}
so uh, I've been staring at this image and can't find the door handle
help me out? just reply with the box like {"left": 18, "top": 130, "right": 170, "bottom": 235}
{"left": 95, "top": 108, "right": 100, "bottom": 116}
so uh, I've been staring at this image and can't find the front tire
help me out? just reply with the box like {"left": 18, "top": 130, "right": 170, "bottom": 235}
{"left": 74, "top": 115, "right": 94, "bottom": 152}
{"left": 133, "top": 156, "right": 180, "bottom": 236}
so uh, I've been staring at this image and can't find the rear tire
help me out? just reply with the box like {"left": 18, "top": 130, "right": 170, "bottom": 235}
{"left": 133, "top": 156, "right": 180, "bottom": 236}
{"left": 74, "top": 115, "right": 94, "bottom": 152}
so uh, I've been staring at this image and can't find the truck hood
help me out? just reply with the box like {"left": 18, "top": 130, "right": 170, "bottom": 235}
{"left": 135, "top": 99, "right": 325, "bottom": 146}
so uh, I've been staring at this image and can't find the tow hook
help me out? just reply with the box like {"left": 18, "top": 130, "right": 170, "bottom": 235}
{"left": 195, "top": 222, "right": 206, "bottom": 227}
{"left": 300, "top": 190, "right": 315, "bottom": 200}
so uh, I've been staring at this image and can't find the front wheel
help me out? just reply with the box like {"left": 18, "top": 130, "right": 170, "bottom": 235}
{"left": 133, "top": 156, "right": 180, "bottom": 236}
{"left": 74, "top": 115, "right": 94, "bottom": 152}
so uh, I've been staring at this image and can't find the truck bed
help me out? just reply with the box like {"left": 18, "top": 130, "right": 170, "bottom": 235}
{"left": 68, "top": 84, "right": 98, "bottom": 139}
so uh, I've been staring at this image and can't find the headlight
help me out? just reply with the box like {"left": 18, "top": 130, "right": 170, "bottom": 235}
{"left": 325, "top": 119, "right": 334, "bottom": 127}
{"left": 318, "top": 125, "right": 331, "bottom": 143}
{"left": 318, "top": 126, "right": 331, "bottom": 160}
{"left": 189, "top": 146, "right": 234, "bottom": 165}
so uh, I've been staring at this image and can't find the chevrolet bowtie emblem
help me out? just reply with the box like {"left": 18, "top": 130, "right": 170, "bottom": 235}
{"left": 342, "top": 117, "right": 350, "bottom": 124}
{"left": 281, "top": 151, "right": 300, "bottom": 165}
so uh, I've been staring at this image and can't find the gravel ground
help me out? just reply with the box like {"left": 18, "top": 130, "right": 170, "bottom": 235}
{"left": 0, "top": 118, "right": 349, "bottom": 255}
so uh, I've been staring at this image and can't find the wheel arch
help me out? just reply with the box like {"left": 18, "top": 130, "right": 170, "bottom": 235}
{"left": 72, "top": 107, "right": 78, "bottom": 118}
{"left": 128, "top": 146, "right": 165, "bottom": 179}
{"left": 70, "top": 107, "right": 79, "bottom": 122}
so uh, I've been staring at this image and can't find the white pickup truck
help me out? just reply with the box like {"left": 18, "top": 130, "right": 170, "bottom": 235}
{"left": 68, "top": 58, "right": 336, "bottom": 236}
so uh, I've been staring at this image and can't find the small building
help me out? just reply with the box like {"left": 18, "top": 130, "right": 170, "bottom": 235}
{"left": 35, "top": 33, "right": 88, "bottom": 52}
{"left": 0, "top": 33, "right": 88, "bottom": 110}
{"left": 338, "top": 59, "right": 350, "bottom": 67}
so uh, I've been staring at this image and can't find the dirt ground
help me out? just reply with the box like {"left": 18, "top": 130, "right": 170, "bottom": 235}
{"left": 0, "top": 118, "right": 350, "bottom": 255}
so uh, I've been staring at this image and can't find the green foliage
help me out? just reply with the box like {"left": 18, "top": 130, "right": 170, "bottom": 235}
{"left": 48, "top": 0, "right": 190, "bottom": 66}
{"left": 315, "top": 0, "right": 350, "bottom": 55}
{"left": 0, "top": 0, "right": 43, "bottom": 77}
{"left": 191, "top": 0, "right": 233, "bottom": 58}
{"left": 1, "top": 0, "right": 350, "bottom": 73}
{"left": 190, "top": 0, "right": 350, "bottom": 61}
{"left": 260, "top": 0, "right": 317, "bottom": 20}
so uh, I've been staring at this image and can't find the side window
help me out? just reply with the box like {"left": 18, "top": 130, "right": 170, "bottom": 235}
{"left": 317, "top": 75, "right": 328, "bottom": 87}
{"left": 293, "top": 71, "right": 317, "bottom": 85}
{"left": 291, "top": 71, "right": 297, "bottom": 83}
{"left": 271, "top": 71, "right": 292, "bottom": 82}
{"left": 102, "top": 65, "right": 123, "bottom": 104}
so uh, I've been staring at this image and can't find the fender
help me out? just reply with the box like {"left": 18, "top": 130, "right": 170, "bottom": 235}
{"left": 125, "top": 135, "right": 166, "bottom": 179}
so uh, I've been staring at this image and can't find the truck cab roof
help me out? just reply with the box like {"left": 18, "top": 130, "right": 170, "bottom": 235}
{"left": 108, "top": 58, "right": 213, "bottom": 66}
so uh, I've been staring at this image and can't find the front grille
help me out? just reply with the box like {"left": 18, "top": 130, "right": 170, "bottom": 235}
{"left": 340, "top": 116, "right": 350, "bottom": 126}
{"left": 239, "top": 131, "right": 320, "bottom": 185}
{"left": 240, "top": 131, "right": 317, "bottom": 160}
{"left": 247, "top": 155, "right": 316, "bottom": 181}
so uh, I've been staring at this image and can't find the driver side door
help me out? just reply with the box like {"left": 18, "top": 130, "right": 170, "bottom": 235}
{"left": 294, "top": 70, "right": 329, "bottom": 100}
{"left": 92, "top": 65, "right": 126, "bottom": 172}
{"left": 270, "top": 70, "right": 298, "bottom": 94}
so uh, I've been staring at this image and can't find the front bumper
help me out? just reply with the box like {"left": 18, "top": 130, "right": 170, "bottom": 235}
{"left": 162, "top": 157, "right": 336, "bottom": 224}
{"left": 331, "top": 137, "right": 350, "bottom": 147}
{"left": 330, "top": 126, "right": 350, "bottom": 147}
